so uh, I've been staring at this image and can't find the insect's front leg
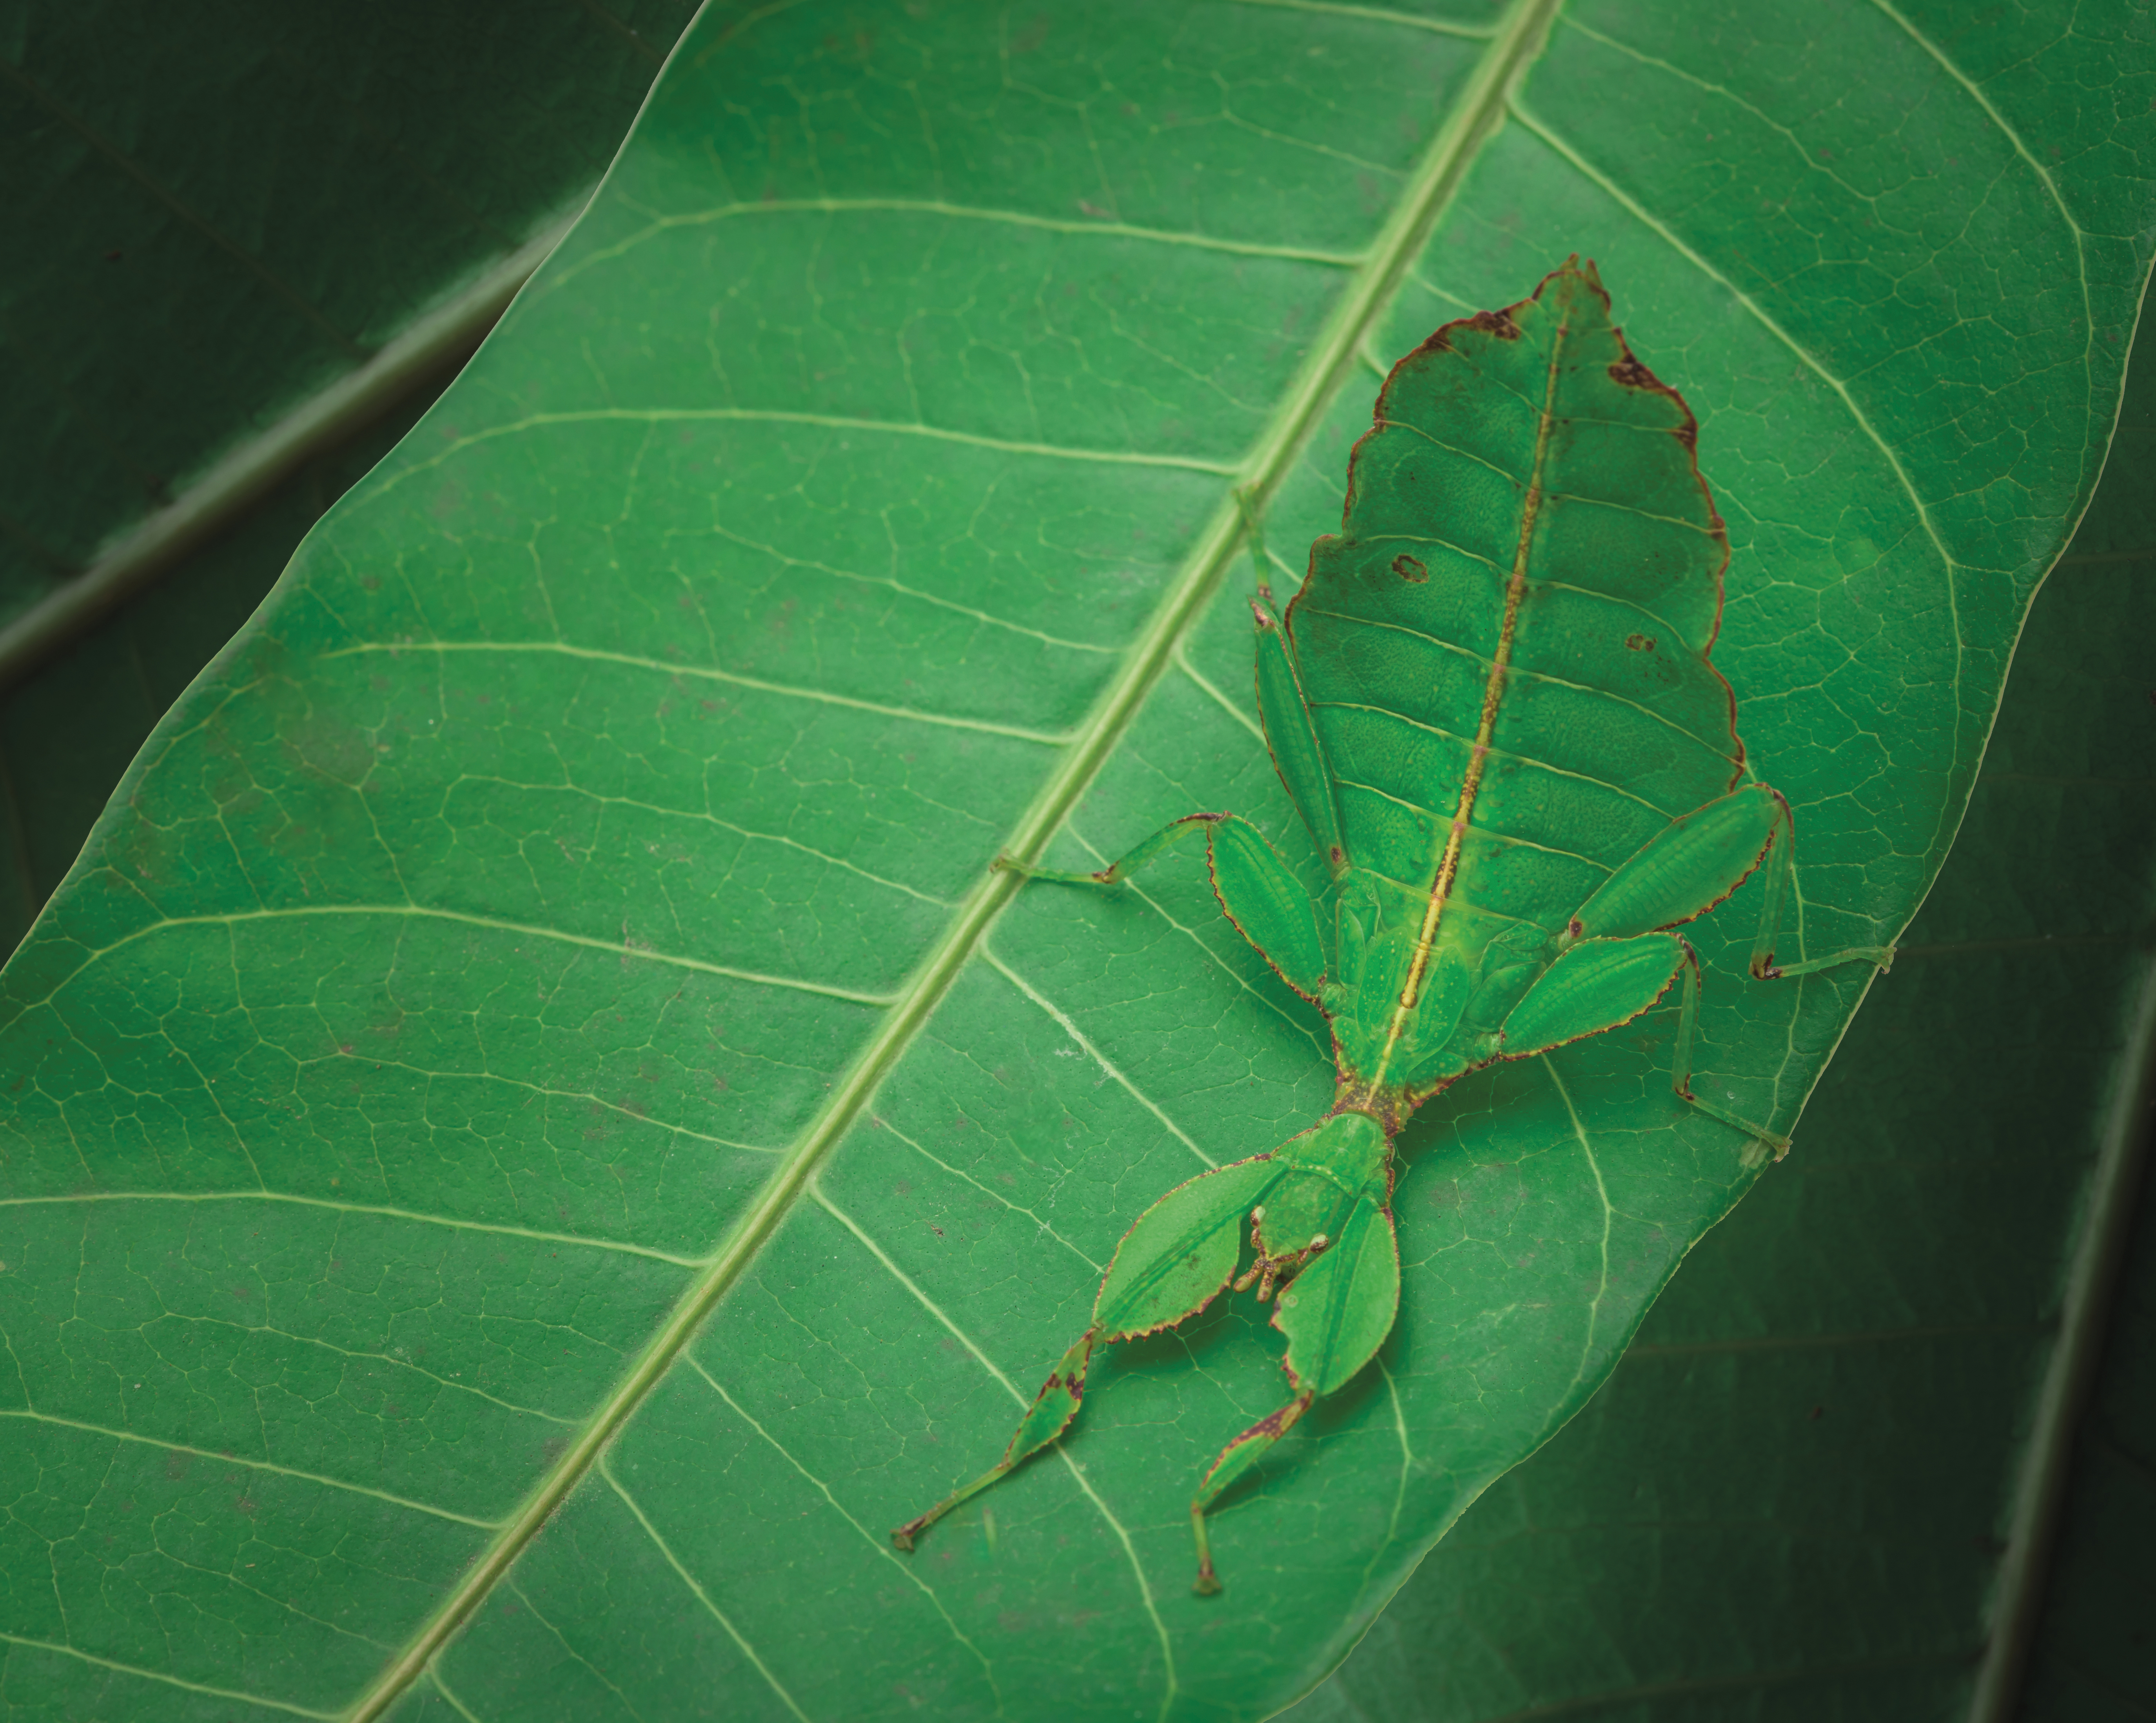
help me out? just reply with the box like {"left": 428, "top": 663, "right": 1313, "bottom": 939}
{"left": 1230, "top": 1204, "right": 1329, "bottom": 1302}
{"left": 1190, "top": 1192, "right": 1400, "bottom": 1595}
{"left": 889, "top": 1155, "right": 1283, "bottom": 1555}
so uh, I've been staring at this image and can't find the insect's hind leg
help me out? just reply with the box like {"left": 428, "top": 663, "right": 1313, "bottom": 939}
{"left": 890, "top": 1330, "right": 1099, "bottom": 1551}
{"left": 1748, "top": 799, "right": 1896, "bottom": 981}
{"left": 1665, "top": 947, "right": 1790, "bottom": 1167}
{"left": 1189, "top": 1390, "right": 1316, "bottom": 1596}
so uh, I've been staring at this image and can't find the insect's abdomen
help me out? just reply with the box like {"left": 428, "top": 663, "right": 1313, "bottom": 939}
{"left": 1289, "top": 266, "right": 1743, "bottom": 952}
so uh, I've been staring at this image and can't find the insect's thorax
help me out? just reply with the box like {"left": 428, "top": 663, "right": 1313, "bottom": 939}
{"left": 1324, "top": 866, "right": 1552, "bottom": 1099}
{"left": 1258, "top": 1109, "right": 1390, "bottom": 1258}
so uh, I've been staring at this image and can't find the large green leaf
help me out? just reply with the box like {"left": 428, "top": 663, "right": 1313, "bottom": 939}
{"left": 1287, "top": 284, "right": 2156, "bottom": 1723}
{"left": 1, "top": 4, "right": 2149, "bottom": 1720}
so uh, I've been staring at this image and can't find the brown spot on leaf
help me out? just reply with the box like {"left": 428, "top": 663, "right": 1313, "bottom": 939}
{"left": 1625, "top": 634, "right": 1656, "bottom": 652}
{"left": 1391, "top": 553, "right": 1429, "bottom": 583}
{"left": 1468, "top": 309, "right": 1521, "bottom": 340}
{"left": 1607, "top": 356, "right": 1657, "bottom": 389}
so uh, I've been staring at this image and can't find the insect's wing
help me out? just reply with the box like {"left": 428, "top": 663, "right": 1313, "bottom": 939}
{"left": 1272, "top": 1194, "right": 1400, "bottom": 1398}
{"left": 1290, "top": 267, "right": 1740, "bottom": 1063}
{"left": 1094, "top": 1156, "right": 1283, "bottom": 1341}
{"left": 1567, "top": 783, "right": 1782, "bottom": 942}
{"left": 1499, "top": 932, "right": 1687, "bottom": 1060}
{"left": 1253, "top": 596, "right": 1347, "bottom": 878}
{"left": 1206, "top": 817, "right": 1328, "bottom": 1000}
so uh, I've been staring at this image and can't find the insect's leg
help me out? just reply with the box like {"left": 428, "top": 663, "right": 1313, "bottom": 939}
{"left": 995, "top": 812, "right": 1218, "bottom": 886}
{"left": 1205, "top": 815, "right": 1327, "bottom": 1000}
{"left": 1665, "top": 946, "right": 1792, "bottom": 1166}
{"left": 1006, "top": 808, "right": 1329, "bottom": 1000}
{"left": 1500, "top": 932, "right": 1690, "bottom": 1060}
{"left": 890, "top": 1331, "right": 1098, "bottom": 1551}
{"left": 1191, "top": 1195, "right": 1399, "bottom": 1596}
{"left": 1092, "top": 1156, "right": 1284, "bottom": 1336}
{"left": 1747, "top": 799, "right": 1896, "bottom": 980}
{"left": 1564, "top": 783, "right": 1781, "bottom": 947}
{"left": 1189, "top": 1391, "right": 1315, "bottom": 1595}
{"left": 1252, "top": 592, "right": 1349, "bottom": 881}
{"left": 892, "top": 1156, "right": 1283, "bottom": 1554}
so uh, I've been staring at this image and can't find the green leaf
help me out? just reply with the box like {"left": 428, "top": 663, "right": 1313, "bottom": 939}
{"left": 1, "top": 5, "right": 2149, "bottom": 1721}
{"left": 1288, "top": 303, "right": 2156, "bottom": 1723}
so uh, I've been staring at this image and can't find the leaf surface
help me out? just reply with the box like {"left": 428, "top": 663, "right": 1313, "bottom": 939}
{"left": 1, "top": 4, "right": 2151, "bottom": 1720}
{"left": 1289, "top": 300, "right": 2156, "bottom": 1723}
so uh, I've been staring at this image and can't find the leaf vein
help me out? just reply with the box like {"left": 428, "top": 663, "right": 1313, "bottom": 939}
{"left": 679, "top": 1356, "right": 1007, "bottom": 1712}
{"left": 327, "top": 639, "right": 1075, "bottom": 747}
{"left": 0, "top": 1630, "right": 339, "bottom": 1719}
{"left": 0, "top": 1407, "right": 503, "bottom": 1528}
{"left": 593, "top": 1466, "right": 813, "bottom": 1722}
{"left": 979, "top": 946, "right": 1219, "bottom": 1169}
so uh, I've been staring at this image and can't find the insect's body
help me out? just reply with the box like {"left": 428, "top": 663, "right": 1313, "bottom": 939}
{"left": 892, "top": 262, "right": 1888, "bottom": 1594}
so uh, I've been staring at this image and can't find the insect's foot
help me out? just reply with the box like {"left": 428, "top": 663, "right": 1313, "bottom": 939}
{"left": 890, "top": 1516, "right": 928, "bottom": 1553}
{"left": 1193, "top": 1563, "right": 1223, "bottom": 1598}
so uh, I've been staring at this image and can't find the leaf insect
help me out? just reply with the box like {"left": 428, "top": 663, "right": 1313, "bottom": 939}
{"left": 891, "top": 261, "right": 1891, "bottom": 1596}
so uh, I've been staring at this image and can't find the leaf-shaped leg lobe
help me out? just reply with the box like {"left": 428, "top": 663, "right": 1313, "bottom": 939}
{"left": 1564, "top": 783, "right": 1782, "bottom": 946}
{"left": 1191, "top": 1391, "right": 1315, "bottom": 1597}
{"left": 1094, "top": 1155, "right": 1286, "bottom": 1338}
{"left": 1002, "top": 811, "right": 1328, "bottom": 1002}
{"left": 889, "top": 1330, "right": 1098, "bottom": 1551}
{"left": 1271, "top": 1194, "right": 1401, "bottom": 1399}
{"left": 1206, "top": 815, "right": 1328, "bottom": 1001}
{"left": 1253, "top": 592, "right": 1347, "bottom": 880}
{"left": 1192, "top": 1196, "right": 1402, "bottom": 1595}
{"left": 891, "top": 1157, "right": 1283, "bottom": 1552}
{"left": 1499, "top": 932, "right": 1689, "bottom": 1060}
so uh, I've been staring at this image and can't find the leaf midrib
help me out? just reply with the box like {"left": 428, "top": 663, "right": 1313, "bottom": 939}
{"left": 344, "top": 0, "right": 1564, "bottom": 1713}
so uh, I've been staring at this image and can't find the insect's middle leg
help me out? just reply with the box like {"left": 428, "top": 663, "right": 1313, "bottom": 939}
{"left": 992, "top": 812, "right": 1220, "bottom": 887}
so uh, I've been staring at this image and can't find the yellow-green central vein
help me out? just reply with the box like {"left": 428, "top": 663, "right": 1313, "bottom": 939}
{"left": 1376, "top": 291, "right": 1570, "bottom": 1087}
